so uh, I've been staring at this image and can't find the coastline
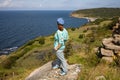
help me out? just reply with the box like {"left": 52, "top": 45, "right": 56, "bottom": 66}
{"left": 70, "top": 13, "right": 97, "bottom": 22}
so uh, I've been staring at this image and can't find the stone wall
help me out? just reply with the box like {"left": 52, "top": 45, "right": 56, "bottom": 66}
{"left": 98, "top": 18, "right": 120, "bottom": 64}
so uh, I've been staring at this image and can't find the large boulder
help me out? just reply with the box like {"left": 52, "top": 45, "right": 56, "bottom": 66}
{"left": 102, "top": 57, "right": 114, "bottom": 63}
{"left": 100, "top": 48, "right": 114, "bottom": 57}
{"left": 102, "top": 38, "right": 120, "bottom": 50}
{"left": 26, "top": 61, "right": 52, "bottom": 80}
{"left": 26, "top": 61, "right": 81, "bottom": 80}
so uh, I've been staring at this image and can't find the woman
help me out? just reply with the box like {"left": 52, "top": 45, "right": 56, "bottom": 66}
{"left": 53, "top": 18, "right": 69, "bottom": 76}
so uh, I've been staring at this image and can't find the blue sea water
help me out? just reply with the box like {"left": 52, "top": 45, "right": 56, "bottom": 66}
{"left": 0, "top": 10, "right": 88, "bottom": 54}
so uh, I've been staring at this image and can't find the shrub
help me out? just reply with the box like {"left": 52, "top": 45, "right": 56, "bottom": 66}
{"left": 107, "top": 17, "right": 119, "bottom": 30}
{"left": 71, "top": 28, "right": 76, "bottom": 31}
{"left": 83, "top": 29, "right": 88, "bottom": 33}
{"left": 64, "top": 40, "right": 73, "bottom": 58}
{"left": 79, "top": 34, "right": 84, "bottom": 39}
{"left": 93, "top": 18, "right": 107, "bottom": 25}
{"left": 39, "top": 37, "right": 45, "bottom": 45}
{"left": 27, "top": 40, "right": 35, "bottom": 45}
{"left": 1, "top": 55, "right": 18, "bottom": 69}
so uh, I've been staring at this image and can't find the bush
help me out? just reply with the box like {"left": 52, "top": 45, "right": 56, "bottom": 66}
{"left": 64, "top": 40, "right": 73, "bottom": 58}
{"left": 90, "top": 37, "right": 95, "bottom": 42}
{"left": 79, "top": 34, "right": 84, "bottom": 39}
{"left": 39, "top": 37, "right": 45, "bottom": 45}
{"left": 83, "top": 29, "right": 88, "bottom": 33}
{"left": 93, "top": 18, "right": 107, "bottom": 25}
{"left": 27, "top": 40, "right": 35, "bottom": 45}
{"left": 71, "top": 28, "right": 76, "bottom": 31}
{"left": 1, "top": 55, "right": 18, "bottom": 69}
{"left": 1, "top": 47, "right": 32, "bottom": 69}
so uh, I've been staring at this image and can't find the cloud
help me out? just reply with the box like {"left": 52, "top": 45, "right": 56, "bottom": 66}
{"left": 0, "top": 0, "right": 12, "bottom": 8}
{"left": 0, "top": 0, "right": 120, "bottom": 10}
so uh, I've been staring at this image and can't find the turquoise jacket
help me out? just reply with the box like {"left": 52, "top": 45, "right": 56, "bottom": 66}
{"left": 54, "top": 28, "right": 69, "bottom": 50}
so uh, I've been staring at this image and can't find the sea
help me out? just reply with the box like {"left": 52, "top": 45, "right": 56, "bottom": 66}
{"left": 0, "top": 10, "right": 88, "bottom": 55}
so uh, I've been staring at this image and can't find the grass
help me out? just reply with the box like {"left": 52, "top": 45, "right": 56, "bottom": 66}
{"left": 67, "top": 18, "right": 120, "bottom": 80}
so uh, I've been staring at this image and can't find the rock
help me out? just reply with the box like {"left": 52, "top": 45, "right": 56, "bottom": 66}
{"left": 115, "top": 51, "right": 120, "bottom": 56}
{"left": 95, "top": 75, "right": 106, "bottom": 80}
{"left": 102, "top": 57, "right": 113, "bottom": 63}
{"left": 102, "top": 38, "right": 113, "bottom": 45}
{"left": 102, "top": 38, "right": 120, "bottom": 50}
{"left": 118, "top": 52, "right": 120, "bottom": 56}
{"left": 26, "top": 61, "right": 81, "bottom": 80}
{"left": 113, "top": 34, "right": 120, "bottom": 45}
{"left": 100, "top": 48, "right": 114, "bottom": 57}
{"left": 26, "top": 61, "right": 52, "bottom": 80}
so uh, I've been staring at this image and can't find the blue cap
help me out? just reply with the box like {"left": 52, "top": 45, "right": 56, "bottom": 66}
{"left": 57, "top": 18, "right": 64, "bottom": 25}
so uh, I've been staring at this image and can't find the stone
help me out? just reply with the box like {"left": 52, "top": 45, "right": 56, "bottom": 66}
{"left": 26, "top": 61, "right": 52, "bottom": 80}
{"left": 102, "top": 38, "right": 113, "bottom": 45}
{"left": 100, "top": 48, "right": 114, "bottom": 57}
{"left": 115, "top": 51, "right": 120, "bottom": 56}
{"left": 102, "top": 38, "right": 120, "bottom": 50}
{"left": 113, "top": 34, "right": 120, "bottom": 45}
{"left": 102, "top": 57, "right": 113, "bottom": 63}
{"left": 118, "top": 53, "right": 120, "bottom": 56}
{"left": 26, "top": 61, "right": 81, "bottom": 80}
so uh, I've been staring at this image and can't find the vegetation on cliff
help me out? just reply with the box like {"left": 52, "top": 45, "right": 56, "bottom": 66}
{"left": 72, "top": 8, "right": 120, "bottom": 18}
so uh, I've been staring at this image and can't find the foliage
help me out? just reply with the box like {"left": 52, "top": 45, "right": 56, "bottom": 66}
{"left": 64, "top": 40, "right": 73, "bottom": 58}
{"left": 71, "top": 27, "right": 76, "bottom": 31}
{"left": 1, "top": 47, "right": 32, "bottom": 69}
{"left": 79, "top": 34, "right": 84, "bottom": 39}
{"left": 92, "top": 18, "right": 108, "bottom": 25}
{"left": 39, "top": 37, "right": 45, "bottom": 45}
{"left": 73, "top": 8, "right": 120, "bottom": 18}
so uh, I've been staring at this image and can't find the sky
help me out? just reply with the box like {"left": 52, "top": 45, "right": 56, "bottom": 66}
{"left": 0, "top": 0, "right": 120, "bottom": 10}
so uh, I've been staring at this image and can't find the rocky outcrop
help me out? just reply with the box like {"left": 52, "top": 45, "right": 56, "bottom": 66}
{"left": 98, "top": 18, "right": 120, "bottom": 63}
{"left": 100, "top": 48, "right": 114, "bottom": 57}
{"left": 26, "top": 61, "right": 81, "bottom": 80}
{"left": 102, "top": 38, "right": 120, "bottom": 50}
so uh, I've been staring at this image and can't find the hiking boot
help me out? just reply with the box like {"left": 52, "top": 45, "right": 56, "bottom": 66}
{"left": 60, "top": 71, "right": 67, "bottom": 76}
{"left": 52, "top": 65, "right": 59, "bottom": 69}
